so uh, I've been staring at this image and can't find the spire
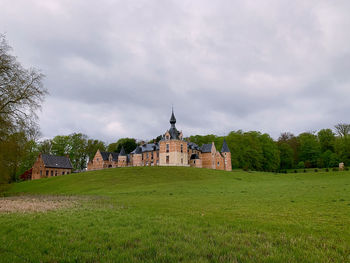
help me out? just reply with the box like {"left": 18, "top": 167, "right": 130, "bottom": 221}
{"left": 170, "top": 106, "right": 176, "bottom": 128}
{"left": 221, "top": 139, "right": 230, "bottom": 153}
{"left": 119, "top": 146, "right": 126, "bottom": 156}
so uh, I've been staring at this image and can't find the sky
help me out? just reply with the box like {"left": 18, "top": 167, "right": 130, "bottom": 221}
{"left": 1, "top": 0, "right": 350, "bottom": 143}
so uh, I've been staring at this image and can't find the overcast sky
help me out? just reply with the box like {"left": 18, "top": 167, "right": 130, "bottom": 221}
{"left": 1, "top": 0, "right": 350, "bottom": 143}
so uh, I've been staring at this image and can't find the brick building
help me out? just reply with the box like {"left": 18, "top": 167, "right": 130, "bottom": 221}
{"left": 88, "top": 109, "right": 232, "bottom": 171}
{"left": 31, "top": 153, "right": 73, "bottom": 180}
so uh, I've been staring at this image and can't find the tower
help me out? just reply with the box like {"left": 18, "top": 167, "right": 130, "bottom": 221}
{"left": 221, "top": 139, "right": 232, "bottom": 171}
{"left": 118, "top": 146, "right": 127, "bottom": 167}
{"left": 159, "top": 109, "right": 188, "bottom": 166}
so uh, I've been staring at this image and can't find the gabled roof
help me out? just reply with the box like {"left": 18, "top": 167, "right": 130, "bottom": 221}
{"left": 133, "top": 146, "right": 142, "bottom": 154}
{"left": 200, "top": 144, "right": 212, "bottom": 153}
{"left": 42, "top": 154, "right": 73, "bottom": 169}
{"left": 110, "top": 152, "right": 119, "bottom": 161}
{"left": 100, "top": 151, "right": 119, "bottom": 161}
{"left": 119, "top": 146, "right": 126, "bottom": 156}
{"left": 188, "top": 142, "right": 199, "bottom": 150}
{"left": 221, "top": 139, "right": 230, "bottom": 153}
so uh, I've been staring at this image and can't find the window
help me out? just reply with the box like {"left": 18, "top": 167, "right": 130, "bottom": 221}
{"left": 55, "top": 170, "right": 58, "bottom": 176}
{"left": 62, "top": 171, "right": 65, "bottom": 175}
{"left": 151, "top": 152, "right": 153, "bottom": 159}
{"left": 97, "top": 158, "right": 99, "bottom": 161}
{"left": 40, "top": 170, "right": 42, "bottom": 177}
{"left": 166, "top": 144, "right": 169, "bottom": 153}
{"left": 51, "top": 170, "right": 53, "bottom": 177}
{"left": 157, "top": 152, "right": 159, "bottom": 158}
{"left": 217, "top": 162, "right": 220, "bottom": 166}
{"left": 181, "top": 158, "right": 183, "bottom": 164}
{"left": 181, "top": 144, "right": 183, "bottom": 153}
{"left": 146, "top": 153, "right": 149, "bottom": 158}
{"left": 166, "top": 156, "right": 169, "bottom": 164}
{"left": 194, "top": 160, "right": 196, "bottom": 164}
{"left": 46, "top": 170, "right": 49, "bottom": 176}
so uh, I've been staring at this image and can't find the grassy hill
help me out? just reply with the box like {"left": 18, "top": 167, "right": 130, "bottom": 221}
{"left": 1, "top": 167, "right": 350, "bottom": 262}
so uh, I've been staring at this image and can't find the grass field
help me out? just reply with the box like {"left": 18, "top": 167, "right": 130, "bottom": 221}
{"left": 1, "top": 167, "right": 350, "bottom": 262}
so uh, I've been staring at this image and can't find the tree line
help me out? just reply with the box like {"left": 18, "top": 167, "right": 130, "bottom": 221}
{"left": 188, "top": 124, "right": 350, "bottom": 171}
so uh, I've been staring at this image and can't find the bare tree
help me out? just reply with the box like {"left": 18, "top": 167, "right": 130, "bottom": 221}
{"left": 0, "top": 34, "right": 47, "bottom": 140}
{"left": 334, "top": 123, "right": 350, "bottom": 138}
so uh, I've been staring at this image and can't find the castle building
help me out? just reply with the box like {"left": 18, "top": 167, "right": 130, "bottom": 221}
{"left": 88, "top": 110, "right": 232, "bottom": 171}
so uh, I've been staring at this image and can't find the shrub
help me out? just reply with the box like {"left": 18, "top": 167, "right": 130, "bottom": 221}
{"left": 314, "top": 169, "right": 318, "bottom": 172}
{"left": 333, "top": 167, "right": 338, "bottom": 172}
{"left": 345, "top": 167, "right": 349, "bottom": 171}
{"left": 325, "top": 168, "right": 329, "bottom": 172}
{"left": 303, "top": 169, "right": 307, "bottom": 173}
{"left": 294, "top": 170, "right": 298, "bottom": 173}
{"left": 297, "top": 161, "right": 305, "bottom": 169}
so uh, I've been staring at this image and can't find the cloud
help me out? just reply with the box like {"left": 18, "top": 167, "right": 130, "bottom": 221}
{"left": 1, "top": 0, "right": 350, "bottom": 142}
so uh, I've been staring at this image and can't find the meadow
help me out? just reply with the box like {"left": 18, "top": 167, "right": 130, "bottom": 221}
{"left": 1, "top": 167, "right": 350, "bottom": 262}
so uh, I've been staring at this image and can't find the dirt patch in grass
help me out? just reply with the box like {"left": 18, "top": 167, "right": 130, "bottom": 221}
{"left": 0, "top": 195, "right": 79, "bottom": 213}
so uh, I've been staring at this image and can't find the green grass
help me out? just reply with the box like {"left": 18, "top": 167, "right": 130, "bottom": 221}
{"left": 1, "top": 167, "right": 350, "bottom": 262}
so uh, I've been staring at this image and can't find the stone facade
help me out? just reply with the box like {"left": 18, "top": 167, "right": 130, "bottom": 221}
{"left": 31, "top": 153, "right": 73, "bottom": 180}
{"left": 87, "top": 110, "right": 232, "bottom": 171}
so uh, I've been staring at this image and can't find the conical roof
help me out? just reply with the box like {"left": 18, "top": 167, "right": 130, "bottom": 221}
{"left": 221, "top": 139, "right": 230, "bottom": 153}
{"left": 119, "top": 146, "right": 126, "bottom": 156}
{"left": 170, "top": 108, "right": 176, "bottom": 125}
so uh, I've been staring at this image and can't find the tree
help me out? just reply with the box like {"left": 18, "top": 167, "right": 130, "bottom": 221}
{"left": 334, "top": 123, "right": 350, "bottom": 138}
{"left": 278, "top": 143, "right": 294, "bottom": 169}
{"left": 278, "top": 132, "right": 299, "bottom": 166}
{"left": 0, "top": 34, "right": 47, "bottom": 137}
{"left": 107, "top": 138, "right": 137, "bottom": 154}
{"left": 86, "top": 139, "right": 106, "bottom": 161}
{"left": 259, "top": 133, "right": 280, "bottom": 171}
{"left": 297, "top": 132, "right": 321, "bottom": 168}
{"left": 0, "top": 34, "right": 47, "bottom": 183}
{"left": 318, "top": 129, "right": 335, "bottom": 152}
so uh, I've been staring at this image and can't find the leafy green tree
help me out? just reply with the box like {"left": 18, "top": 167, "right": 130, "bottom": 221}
{"left": 297, "top": 132, "right": 321, "bottom": 168}
{"left": 86, "top": 139, "right": 106, "bottom": 161}
{"left": 278, "top": 143, "right": 294, "bottom": 169}
{"left": 69, "top": 133, "right": 88, "bottom": 171}
{"left": 278, "top": 132, "right": 299, "bottom": 166}
{"left": 108, "top": 138, "right": 137, "bottom": 154}
{"left": 51, "top": 135, "right": 70, "bottom": 156}
{"left": 318, "top": 129, "right": 335, "bottom": 152}
{"left": 260, "top": 133, "right": 280, "bottom": 171}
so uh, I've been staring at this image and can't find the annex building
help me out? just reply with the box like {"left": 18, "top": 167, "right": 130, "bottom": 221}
{"left": 88, "top": 110, "right": 232, "bottom": 171}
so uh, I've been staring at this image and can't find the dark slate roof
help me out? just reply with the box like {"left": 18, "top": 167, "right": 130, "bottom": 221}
{"left": 133, "top": 146, "right": 142, "bottom": 154}
{"left": 188, "top": 142, "right": 199, "bottom": 150}
{"left": 141, "top": 143, "right": 159, "bottom": 152}
{"left": 42, "top": 154, "right": 73, "bottom": 169}
{"left": 200, "top": 144, "right": 212, "bottom": 153}
{"left": 170, "top": 109, "right": 176, "bottom": 124}
{"left": 131, "top": 143, "right": 159, "bottom": 154}
{"left": 100, "top": 152, "right": 111, "bottom": 161}
{"left": 110, "top": 152, "right": 119, "bottom": 161}
{"left": 119, "top": 146, "right": 126, "bottom": 156}
{"left": 169, "top": 127, "right": 180, "bottom": 139}
{"left": 221, "top": 139, "right": 230, "bottom": 153}
{"left": 190, "top": 153, "right": 200, "bottom": 160}
{"left": 100, "top": 151, "right": 119, "bottom": 161}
